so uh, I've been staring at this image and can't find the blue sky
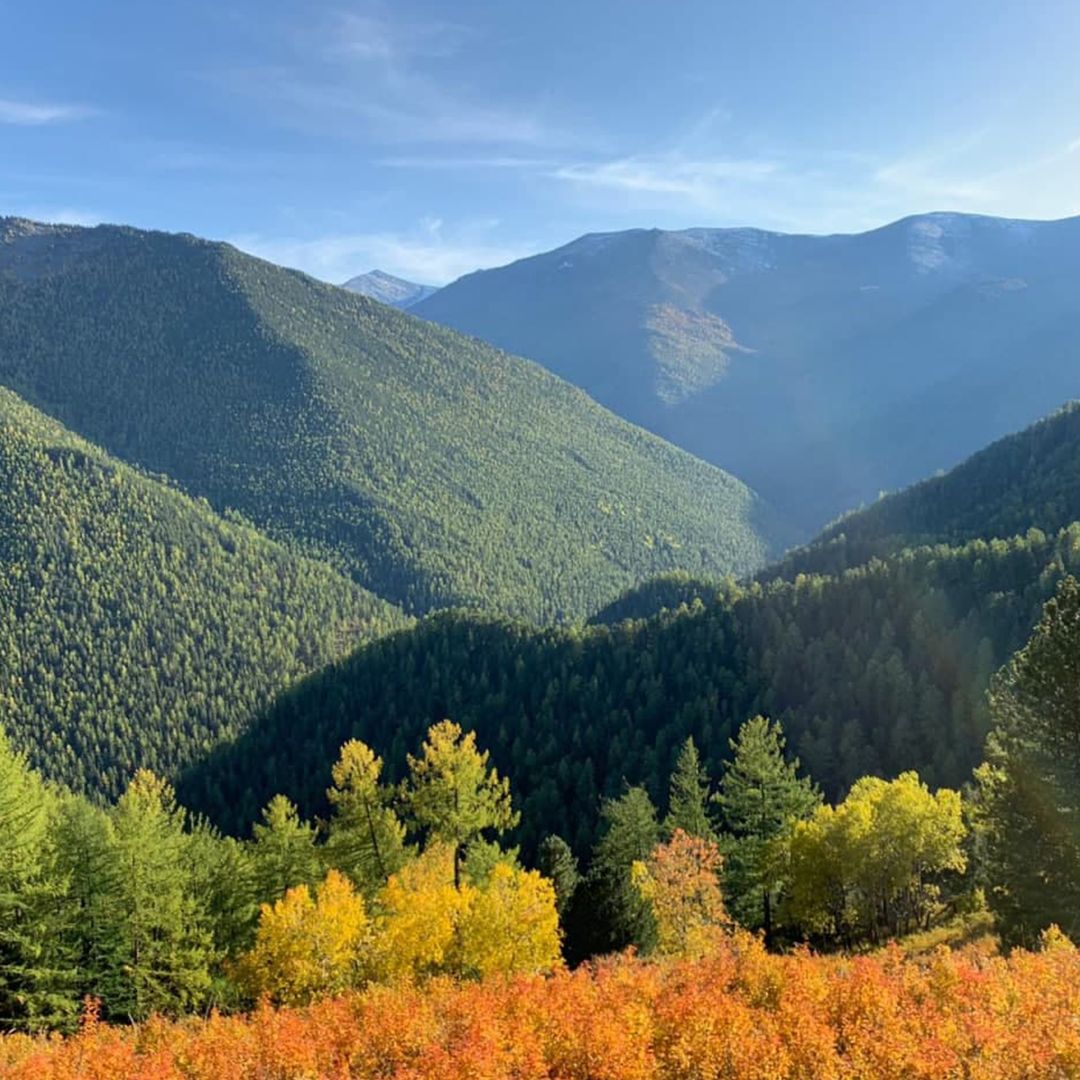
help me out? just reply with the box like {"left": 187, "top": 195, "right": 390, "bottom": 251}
{"left": 4, "top": 0, "right": 1080, "bottom": 283}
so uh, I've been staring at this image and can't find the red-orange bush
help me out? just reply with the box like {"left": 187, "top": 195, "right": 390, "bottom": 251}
{"left": 3, "top": 931, "right": 1080, "bottom": 1079}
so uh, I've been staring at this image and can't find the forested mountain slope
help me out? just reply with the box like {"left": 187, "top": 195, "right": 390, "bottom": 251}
{"left": 416, "top": 213, "right": 1080, "bottom": 533}
{"left": 0, "top": 385, "right": 407, "bottom": 798}
{"left": 777, "top": 400, "right": 1080, "bottom": 578}
{"left": 184, "top": 525, "right": 1079, "bottom": 854}
{"left": 0, "top": 217, "right": 787, "bottom": 621}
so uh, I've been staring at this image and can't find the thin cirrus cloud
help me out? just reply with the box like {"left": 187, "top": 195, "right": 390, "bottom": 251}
{"left": 0, "top": 98, "right": 95, "bottom": 125}
{"left": 221, "top": 9, "right": 569, "bottom": 150}
{"left": 869, "top": 136, "right": 1080, "bottom": 221}
{"left": 543, "top": 138, "right": 1080, "bottom": 229}
{"left": 550, "top": 156, "right": 779, "bottom": 198}
{"left": 330, "top": 11, "right": 472, "bottom": 62}
{"left": 228, "top": 220, "right": 535, "bottom": 286}
{"left": 378, "top": 155, "right": 557, "bottom": 170}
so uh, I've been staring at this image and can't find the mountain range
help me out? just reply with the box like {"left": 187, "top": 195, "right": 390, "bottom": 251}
{"left": 341, "top": 269, "right": 438, "bottom": 309}
{"left": 4, "top": 209, "right": 1080, "bottom": 852}
{"left": 0, "top": 217, "right": 787, "bottom": 623}
{"left": 415, "top": 212, "right": 1080, "bottom": 535}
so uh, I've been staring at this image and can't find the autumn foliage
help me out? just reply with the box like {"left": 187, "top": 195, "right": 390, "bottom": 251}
{"left": 3, "top": 930, "right": 1080, "bottom": 1079}
{"left": 631, "top": 829, "right": 729, "bottom": 957}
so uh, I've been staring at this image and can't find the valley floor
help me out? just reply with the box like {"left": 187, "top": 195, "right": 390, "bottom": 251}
{"left": 2, "top": 929, "right": 1078, "bottom": 1080}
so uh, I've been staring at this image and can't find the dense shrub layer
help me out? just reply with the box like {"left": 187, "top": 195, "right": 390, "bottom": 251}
{"left": 3, "top": 932, "right": 1079, "bottom": 1079}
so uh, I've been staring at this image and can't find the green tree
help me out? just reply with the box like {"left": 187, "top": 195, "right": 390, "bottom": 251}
{"left": 590, "top": 786, "right": 661, "bottom": 951}
{"left": 714, "top": 716, "right": 820, "bottom": 942}
{"left": 49, "top": 796, "right": 118, "bottom": 1019}
{"left": 0, "top": 729, "right": 76, "bottom": 1030}
{"left": 250, "top": 795, "right": 321, "bottom": 905}
{"left": 976, "top": 575, "right": 1080, "bottom": 946}
{"left": 404, "top": 720, "right": 518, "bottom": 888}
{"left": 537, "top": 835, "right": 580, "bottom": 918}
{"left": 104, "top": 771, "right": 214, "bottom": 1018}
{"left": 325, "top": 740, "right": 408, "bottom": 896}
{"left": 186, "top": 821, "right": 257, "bottom": 962}
{"left": 664, "top": 737, "right": 716, "bottom": 842}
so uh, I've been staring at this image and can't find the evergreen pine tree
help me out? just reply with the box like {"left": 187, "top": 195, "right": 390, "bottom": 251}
{"left": 48, "top": 796, "right": 118, "bottom": 1023}
{"left": 325, "top": 740, "right": 408, "bottom": 895}
{"left": 590, "top": 786, "right": 660, "bottom": 950}
{"left": 186, "top": 819, "right": 258, "bottom": 959}
{"left": 664, "top": 737, "right": 716, "bottom": 842}
{"left": 715, "top": 716, "right": 820, "bottom": 943}
{"left": 537, "top": 834, "right": 580, "bottom": 917}
{"left": 976, "top": 575, "right": 1080, "bottom": 946}
{"left": 404, "top": 720, "right": 518, "bottom": 888}
{"left": 0, "top": 730, "right": 77, "bottom": 1030}
{"left": 103, "top": 771, "right": 214, "bottom": 1019}
{"left": 250, "top": 795, "right": 322, "bottom": 905}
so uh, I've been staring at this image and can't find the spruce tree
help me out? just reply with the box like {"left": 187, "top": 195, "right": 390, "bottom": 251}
{"left": 0, "top": 730, "right": 77, "bottom": 1030}
{"left": 590, "top": 786, "right": 660, "bottom": 950}
{"left": 715, "top": 716, "right": 820, "bottom": 943}
{"left": 48, "top": 796, "right": 118, "bottom": 1021}
{"left": 186, "top": 820, "right": 257, "bottom": 959}
{"left": 104, "top": 771, "right": 214, "bottom": 1019}
{"left": 537, "top": 834, "right": 580, "bottom": 917}
{"left": 977, "top": 575, "right": 1080, "bottom": 946}
{"left": 664, "top": 737, "right": 716, "bottom": 842}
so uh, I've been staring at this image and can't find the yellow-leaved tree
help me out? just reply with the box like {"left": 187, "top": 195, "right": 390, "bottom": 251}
{"left": 784, "top": 771, "right": 966, "bottom": 943}
{"left": 368, "top": 841, "right": 562, "bottom": 983}
{"left": 456, "top": 862, "right": 562, "bottom": 978}
{"left": 368, "top": 844, "right": 467, "bottom": 983}
{"left": 234, "top": 869, "right": 369, "bottom": 1005}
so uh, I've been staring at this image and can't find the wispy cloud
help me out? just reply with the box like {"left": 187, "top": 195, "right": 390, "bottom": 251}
{"left": 532, "top": 127, "right": 1080, "bottom": 233}
{"left": 0, "top": 99, "right": 95, "bottom": 126}
{"left": 871, "top": 158, "right": 995, "bottom": 206}
{"left": 551, "top": 156, "right": 778, "bottom": 199}
{"left": 868, "top": 133, "right": 1080, "bottom": 221}
{"left": 220, "top": 8, "right": 569, "bottom": 149}
{"left": 331, "top": 12, "right": 472, "bottom": 62}
{"left": 378, "top": 155, "right": 555, "bottom": 170}
{"left": 228, "top": 217, "right": 532, "bottom": 285}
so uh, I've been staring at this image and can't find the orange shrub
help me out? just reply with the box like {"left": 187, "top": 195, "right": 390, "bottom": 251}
{"left": 3, "top": 933, "right": 1080, "bottom": 1079}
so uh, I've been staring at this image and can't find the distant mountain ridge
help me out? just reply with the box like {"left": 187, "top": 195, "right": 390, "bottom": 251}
{"left": 415, "top": 211, "right": 1080, "bottom": 535}
{"left": 0, "top": 217, "right": 790, "bottom": 622}
{"left": 341, "top": 269, "right": 438, "bottom": 308}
